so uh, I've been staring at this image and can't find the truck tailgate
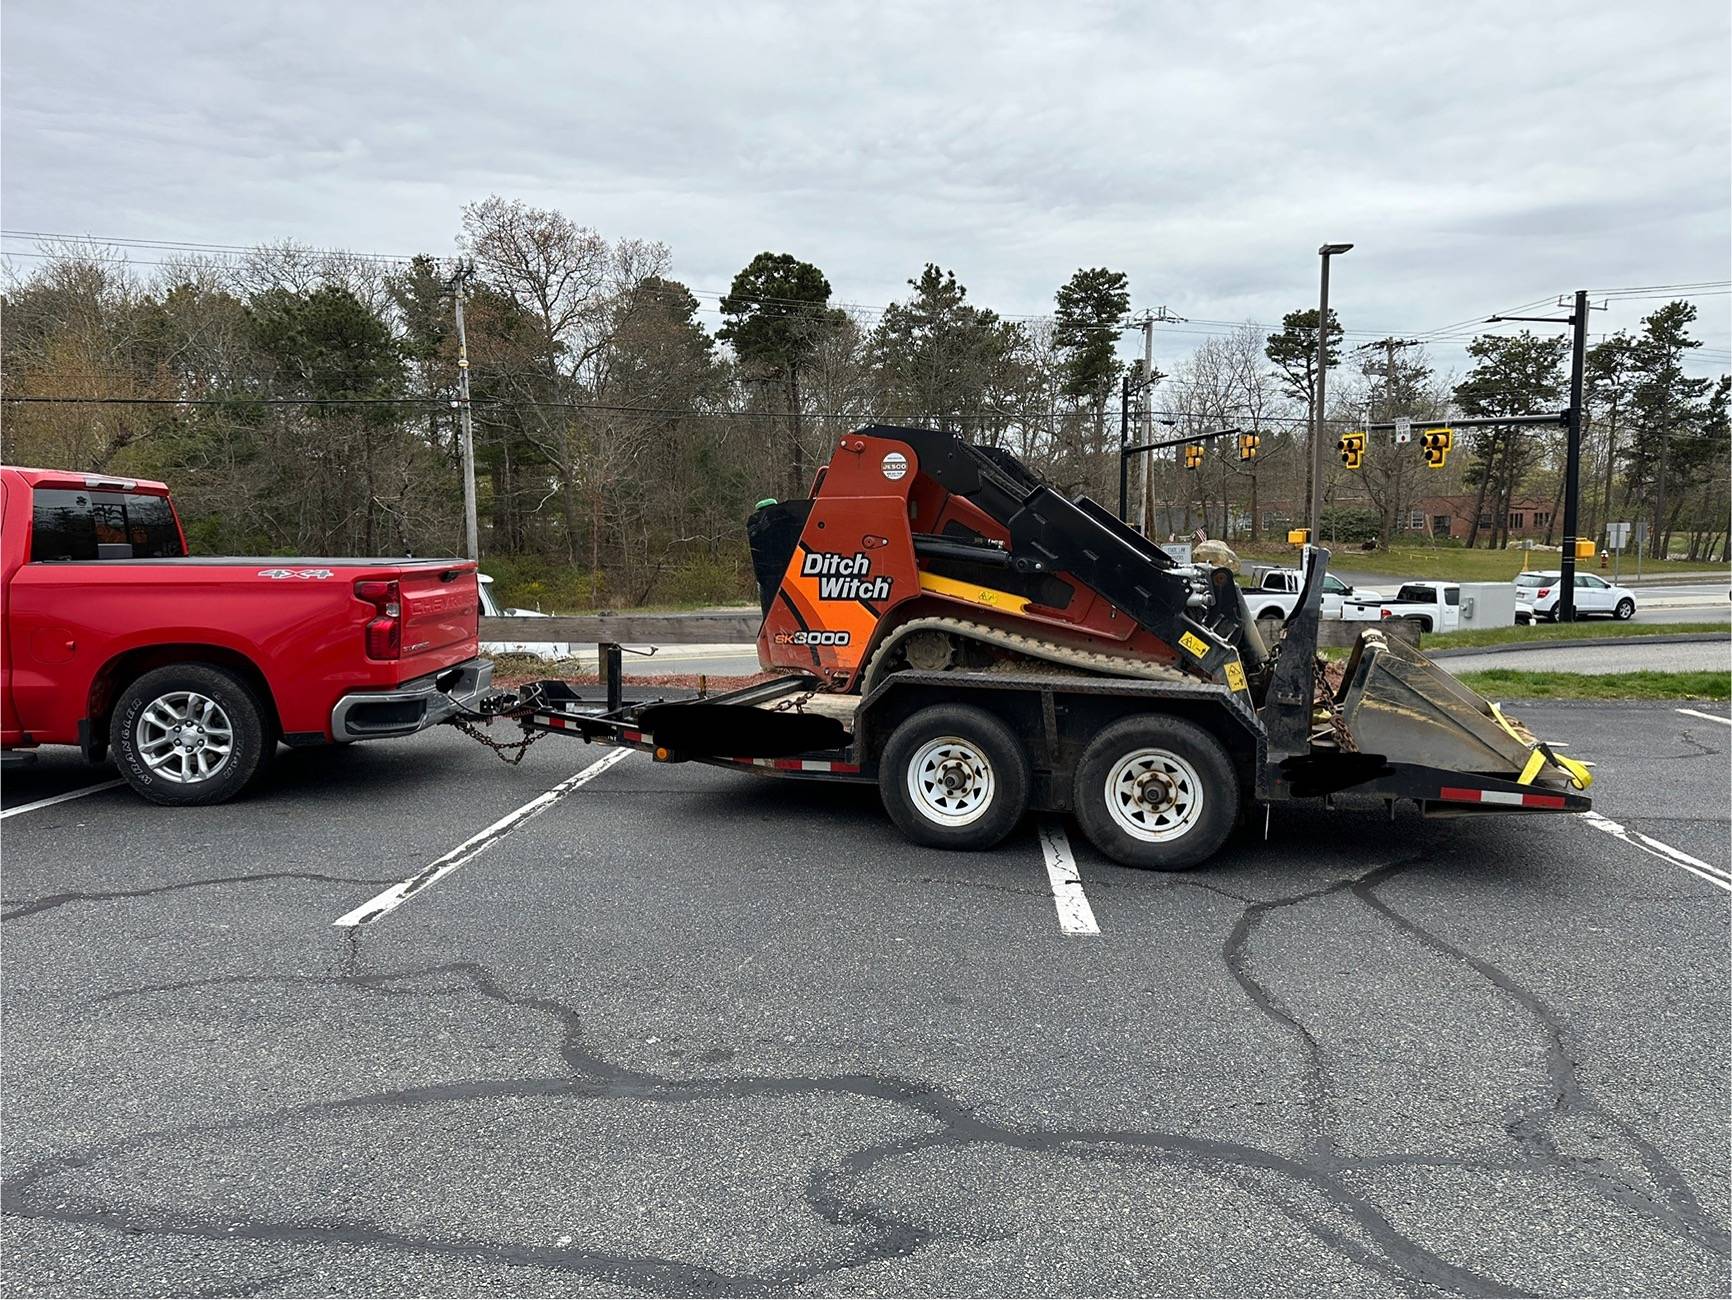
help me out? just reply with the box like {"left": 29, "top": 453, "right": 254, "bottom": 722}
{"left": 397, "top": 565, "right": 480, "bottom": 677}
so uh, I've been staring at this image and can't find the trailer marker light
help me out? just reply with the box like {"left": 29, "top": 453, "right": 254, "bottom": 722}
{"left": 654, "top": 746, "right": 671, "bottom": 761}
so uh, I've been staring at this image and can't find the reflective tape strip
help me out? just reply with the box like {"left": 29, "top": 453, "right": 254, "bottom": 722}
{"left": 622, "top": 729, "right": 646, "bottom": 744}
{"left": 727, "top": 755, "right": 860, "bottom": 774}
{"left": 1439, "top": 785, "right": 1567, "bottom": 809}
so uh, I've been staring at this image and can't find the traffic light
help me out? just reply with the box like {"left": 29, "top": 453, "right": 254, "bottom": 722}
{"left": 1336, "top": 431, "right": 1365, "bottom": 471}
{"left": 1183, "top": 443, "right": 1204, "bottom": 470}
{"left": 1423, "top": 427, "right": 1453, "bottom": 469}
{"left": 1237, "top": 432, "right": 1260, "bottom": 462}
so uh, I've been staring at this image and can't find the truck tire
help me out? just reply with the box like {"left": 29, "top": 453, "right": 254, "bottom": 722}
{"left": 1257, "top": 606, "right": 1285, "bottom": 623}
{"left": 1071, "top": 714, "right": 1239, "bottom": 871}
{"left": 879, "top": 703, "right": 1030, "bottom": 851}
{"left": 110, "top": 664, "right": 271, "bottom": 806}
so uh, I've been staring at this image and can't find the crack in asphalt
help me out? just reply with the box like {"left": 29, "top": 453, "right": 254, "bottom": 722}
{"left": 1354, "top": 862, "right": 1730, "bottom": 1259}
{"left": 0, "top": 873, "right": 401, "bottom": 922}
{"left": 3, "top": 851, "right": 1725, "bottom": 1295}
{"left": 7, "top": 953, "right": 1522, "bottom": 1298}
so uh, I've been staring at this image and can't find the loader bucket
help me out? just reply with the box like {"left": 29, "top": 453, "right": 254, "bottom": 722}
{"left": 1335, "top": 629, "right": 1588, "bottom": 789}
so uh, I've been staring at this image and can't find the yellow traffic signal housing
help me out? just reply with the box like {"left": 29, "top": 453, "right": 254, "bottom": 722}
{"left": 1337, "top": 431, "right": 1365, "bottom": 470}
{"left": 1423, "top": 427, "right": 1454, "bottom": 469}
{"left": 1287, "top": 528, "right": 1310, "bottom": 545}
{"left": 1183, "top": 443, "right": 1204, "bottom": 470}
{"left": 1237, "top": 432, "right": 1260, "bottom": 462}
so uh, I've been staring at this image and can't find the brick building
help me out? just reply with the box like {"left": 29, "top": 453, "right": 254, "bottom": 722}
{"left": 1403, "top": 494, "right": 1557, "bottom": 542}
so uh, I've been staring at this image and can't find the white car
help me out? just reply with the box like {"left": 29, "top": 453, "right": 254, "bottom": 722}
{"left": 478, "top": 574, "right": 577, "bottom": 659}
{"left": 1514, "top": 570, "right": 1636, "bottom": 621}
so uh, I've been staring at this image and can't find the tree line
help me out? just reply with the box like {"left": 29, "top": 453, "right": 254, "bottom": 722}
{"left": 3, "top": 199, "right": 1725, "bottom": 610}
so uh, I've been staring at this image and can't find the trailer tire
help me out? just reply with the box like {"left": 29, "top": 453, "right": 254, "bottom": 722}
{"left": 110, "top": 664, "right": 270, "bottom": 806}
{"left": 1071, "top": 715, "right": 1238, "bottom": 871}
{"left": 879, "top": 704, "right": 1030, "bottom": 851}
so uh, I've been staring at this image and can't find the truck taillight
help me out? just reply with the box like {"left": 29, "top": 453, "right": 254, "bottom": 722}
{"left": 355, "top": 579, "right": 401, "bottom": 659}
{"left": 1379, "top": 608, "right": 1393, "bottom": 619}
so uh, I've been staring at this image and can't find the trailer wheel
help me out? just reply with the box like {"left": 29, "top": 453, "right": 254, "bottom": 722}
{"left": 879, "top": 704, "right": 1030, "bottom": 851}
{"left": 110, "top": 664, "right": 270, "bottom": 806}
{"left": 1072, "top": 715, "right": 1238, "bottom": 871}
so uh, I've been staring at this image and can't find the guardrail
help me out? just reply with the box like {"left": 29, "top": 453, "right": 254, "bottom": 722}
{"left": 481, "top": 611, "right": 762, "bottom": 708}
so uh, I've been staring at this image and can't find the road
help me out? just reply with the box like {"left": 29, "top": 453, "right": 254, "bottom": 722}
{"left": 1437, "top": 638, "right": 1731, "bottom": 675}
{"left": 2, "top": 702, "right": 1728, "bottom": 1296}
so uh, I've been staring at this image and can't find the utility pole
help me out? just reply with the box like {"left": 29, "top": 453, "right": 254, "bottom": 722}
{"left": 1123, "top": 306, "right": 1184, "bottom": 533}
{"left": 1560, "top": 289, "right": 1589, "bottom": 621}
{"left": 1358, "top": 336, "right": 1423, "bottom": 540}
{"left": 1310, "top": 244, "right": 1353, "bottom": 539}
{"left": 451, "top": 261, "right": 480, "bottom": 562}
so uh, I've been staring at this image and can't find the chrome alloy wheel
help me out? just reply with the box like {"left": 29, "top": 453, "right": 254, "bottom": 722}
{"left": 1105, "top": 747, "right": 1203, "bottom": 842}
{"left": 135, "top": 690, "right": 235, "bottom": 784}
{"left": 906, "top": 735, "right": 995, "bottom": 826}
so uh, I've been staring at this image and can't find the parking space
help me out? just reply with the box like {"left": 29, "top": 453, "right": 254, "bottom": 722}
{"left": 2, "top": 701, "right": 1727, "bottom": 1296}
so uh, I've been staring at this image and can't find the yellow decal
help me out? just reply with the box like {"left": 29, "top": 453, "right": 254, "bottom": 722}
{"left": 1224, "top": 660, "right": 1247, "bottom": 692}
{"left": 1178, "top": 631, "right": 1208, "bottom": 658}
{"left": 918, "top": 571, "right": 1031, "bottom": 614}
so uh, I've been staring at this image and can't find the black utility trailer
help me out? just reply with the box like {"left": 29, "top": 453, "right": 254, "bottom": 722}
{"left": 498, "top": 548, "right": 1591, "bottom": 872}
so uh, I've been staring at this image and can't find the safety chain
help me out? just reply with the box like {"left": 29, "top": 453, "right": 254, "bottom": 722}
{"left": 448, "top": 714, "right": 545, "bottom": 765}
{"left": 1313, "top": 657, "right": 1357, "bottom": 753}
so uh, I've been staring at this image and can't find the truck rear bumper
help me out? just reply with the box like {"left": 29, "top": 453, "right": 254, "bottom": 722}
{"left": 330, "top": 657, "right": 493, "bottom": 741}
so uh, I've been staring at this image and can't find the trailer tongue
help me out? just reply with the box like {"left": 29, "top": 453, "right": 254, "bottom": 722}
{"left": 501, "top": 425, "right": 1590, "bottom": 870}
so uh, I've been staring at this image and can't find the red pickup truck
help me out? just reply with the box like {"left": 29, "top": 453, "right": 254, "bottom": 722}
{"left": 1, "top": 466, "right": 492, "bottom": 805}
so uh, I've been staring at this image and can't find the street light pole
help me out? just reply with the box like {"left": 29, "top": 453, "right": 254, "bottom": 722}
{"left": 1309, "top": 243, "right": 1352, "bottom": 540}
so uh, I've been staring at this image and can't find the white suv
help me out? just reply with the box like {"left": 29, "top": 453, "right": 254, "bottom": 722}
{"left": 1514, "top": 570, "right": 1637, "bottom": 621}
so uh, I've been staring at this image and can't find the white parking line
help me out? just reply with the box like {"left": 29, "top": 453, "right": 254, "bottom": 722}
{"left": 1038, "top": 819, "right": 1101, "bottom": 936}
{"left": 333, "top": 747, "right": 636, "bottom": 927}
{"left": 1676, "top": 708, "right": 1732, "bottom": 727}
{"left": 1581, "top": 810, "right": 1731, "bottom": 893}
{"left": 0, "top": 779, "right": 126, "bottom": 821}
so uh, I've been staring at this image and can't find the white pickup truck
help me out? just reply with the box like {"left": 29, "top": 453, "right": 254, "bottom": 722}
{"left": 1341, "top": 580, "right": 1462, "bottom": 633}
{"left": 1244, "top": 566, "right": 1381, "bottom": 622}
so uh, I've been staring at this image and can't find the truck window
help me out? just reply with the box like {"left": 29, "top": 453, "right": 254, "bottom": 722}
{"left": 1323, "top": 574, "right": 1346, "bottom": 594}
{"left": 1444, "top": 586, "right": 1460, "bottom": 606}
{"left": 30, "top": 489, "right": 186, "bottom": 561}
{"left": 1395, "top": 584, "right": 1432, "bottom": 603}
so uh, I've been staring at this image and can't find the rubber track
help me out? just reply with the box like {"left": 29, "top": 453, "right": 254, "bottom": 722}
{"left": 860, "top": 615, "right": 1196, "bottom": 695}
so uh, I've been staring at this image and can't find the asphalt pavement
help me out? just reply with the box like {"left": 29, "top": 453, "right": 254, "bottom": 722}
{"left": 2, "top": 702, "right": 1728, "bottom": 1296}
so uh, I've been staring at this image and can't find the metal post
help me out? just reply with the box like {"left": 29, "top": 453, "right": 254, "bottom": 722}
{"left": 1309, "top": 247, "right": 1349, "bottom": 537}
{"left": 1139, "top": 317, "right": 1154, "bottom": 532}
{"left": 451, "top": 264, "right": 481, "bottom": 562}
{"left": 1558, "top": 289, "right": 1588, "bottom": 622}
{"left": 602, "top": 643, "right": 623, "bottom": 712}
{"left": 1118, "top": 373, "right": 1132, "bottom": 521}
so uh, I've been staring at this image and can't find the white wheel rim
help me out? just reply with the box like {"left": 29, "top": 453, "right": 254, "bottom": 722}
{"left": 1105, "top": 747, "right": 1204, "bottom": 843}
{"left": 906, "top": 735, "right": 995, "bottom": 827}
{"left": 135, "top": 690, "right": 234, "bottom": 784}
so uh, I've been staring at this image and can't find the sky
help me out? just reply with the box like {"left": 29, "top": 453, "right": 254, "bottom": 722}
{"left": 3, "top": 0, "right": 1729, "bottom": 381}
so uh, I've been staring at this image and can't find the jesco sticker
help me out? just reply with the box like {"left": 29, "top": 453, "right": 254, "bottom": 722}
{"left": 881, "top": 451, "right": 908, "bottom": 481}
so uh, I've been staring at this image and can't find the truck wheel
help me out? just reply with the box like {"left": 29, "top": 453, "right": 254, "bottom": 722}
{"left": 111, "top": 664, "right": 270, "bottom": 806}
{"left": 879, "top": 704, "right": 1030, "bottom": 851}
{"left": 1257, "top": 606, "right": 1285, "bottom": 622}
{"left": 1072, "top": 715, "right": 1239, "bottom": 871}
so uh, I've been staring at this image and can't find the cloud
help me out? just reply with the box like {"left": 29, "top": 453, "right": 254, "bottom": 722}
{"left": 4, "top": 0, "right": 1728, "bottom": 374}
